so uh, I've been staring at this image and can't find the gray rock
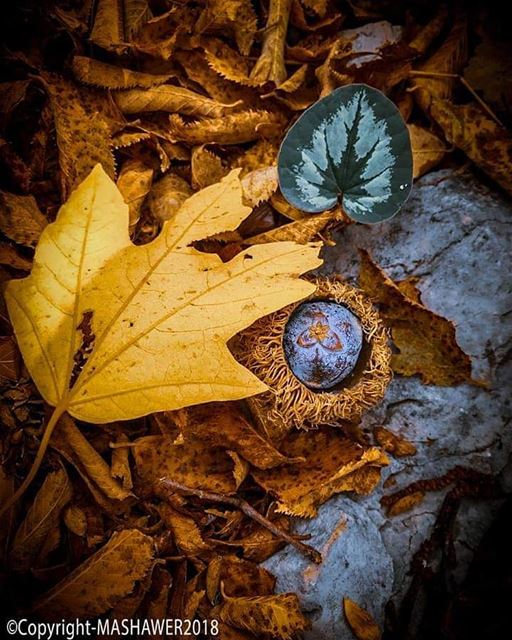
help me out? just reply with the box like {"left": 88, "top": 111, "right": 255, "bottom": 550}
{"left": 263, "top": 169, "right": 512, "bottom": 639}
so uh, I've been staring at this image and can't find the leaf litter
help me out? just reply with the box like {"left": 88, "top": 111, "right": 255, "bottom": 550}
{"left": 0, "top": 1, "right": 504, "bottom": 636}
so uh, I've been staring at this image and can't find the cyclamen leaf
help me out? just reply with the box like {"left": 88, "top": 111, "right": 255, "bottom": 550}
{"left": 278, "top": 84, "right": 413, "bottom": 222}
{"left": 5, "top": 166, "right": 321, "bottom": 424}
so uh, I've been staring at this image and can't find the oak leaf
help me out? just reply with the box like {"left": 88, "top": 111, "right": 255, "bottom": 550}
{"left": 218, "top": 592, "right": 309, "bottom": 639}
{"left": 32, "top": 529, "right": 154, "bottom": 619}
{"left": 343, "top": 598, "right": 381, "bottom": 640}
{"left": 358, "top": 250, "right": 474, "bottom": 385}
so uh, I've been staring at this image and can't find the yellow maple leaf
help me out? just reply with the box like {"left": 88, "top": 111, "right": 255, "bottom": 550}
{"left": 2, "top": 164, "right": 321, "bottom": 513}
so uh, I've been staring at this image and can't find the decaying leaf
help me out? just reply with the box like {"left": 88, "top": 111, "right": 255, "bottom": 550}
{"left": 359, "top": 250, "right": 474, "bottom": 385}
{"left": 133, "top": 435, "right": 237, "bottom": 494}
{"left": 250, "top": 0, "right": 292, "bottom": 86}
{"left": 196, "top": 0, "right": 258, "bottom": 55}
{"left": 39, "top": 74, "right": 116, "bottom": 198}
{"left": 90, "top": 0, "right": 151, "bottom": 51}
{"left": 0, "top": 191, "right": 47, "bottom": 248}
{"left": 343, "top": 597, "right": 382, "bottom": 640}
{"left": 9, "top": 465, "right": 72, "bottom": 572}
{"left": 219, "top": 592, "right": 309, "bottom": 639}
{"left": 246, "top": 210, "right": 334, "bottom": 245}
{"left": 114, "top": 85, "right": 239, "bottom": 117}
{"left": 252, "top": 429, "right": 388, "bottom": 517}
{"left": 172, "top": 402, "right": 303, "bottom": 469}
{"left": 408, "top": 123, "right": 447, "bottom": 179}
{"left": 0, "top": 336, "right": 20, "bottom": 382}
{"left": 33, "top": 529, "right": 154, "bottom": 619}
{"left": 429, "top": 99, "right": 512, "bottom": 197}
{"left": 169, "top": 111, "right": 286, "bottom": 145}
{"left": 386, "top": 490, "right": 425, "bottom": 517}
{"left": 374, "top": 426, "right": 417, "bottom": 457}
{"left": 72, "top": 56, "right": 172, "bottom": 89}
{"left": 63, "top": 504, "right": 87, "bottom": 537}
{"left": 158, "top": 503, "right": 211, "bottom": 556}
{"left": 191, "top": 146, "right": 227, "bottom": 190}
{"left": 207, "top": 554, "right": 275, "bottom": 601}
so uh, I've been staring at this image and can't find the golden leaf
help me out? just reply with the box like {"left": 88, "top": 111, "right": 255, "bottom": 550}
{"left": 250, "top": 0, "right": 292, "bottom": 86}
{"left": 0, "top": 191, "right": 47, "bottom": 248}
{"left": 343, "top": 598, "right": 382, "bottom": 640}
{"left": 219, "top": 592, "right": 309, "bottom": 639}
{"left": 172, "top": 402, "right": 303, "bottom": 469}
{"left": 386, "top": 491, "right": 425, "bottom": 517}
{"left": 228, "top": 451, "right": 250, "bottom": 488}
{"left": 72, "top": 56, "right": 172, "bottom": 89}
{"left": 252, "top": 429, "right": 387, "bottom": 517}
{"left": 358, "top": 250, "right": 474, "bottom": 385}
{"left": 374, "top": 426, "right": 417, "bottom": 458}
{"left": 231, "top": 140, "right": 280, "bottom": 175}
{"left": 408, "top": 123, "right": 447, "bottom": 179}
{"left": 32, "top": 529, "right": 154, "bottom": 619}
{"left": 39, "top": 74, "right": 116, "bottom": 198}
{"left": 221, "top": 518, "right": 291, "bottom": 562}
{"left": 114, "top": 84, "right": 240, "bottom": 117}
{"left": 133, "top": 435, "right": 237, "bottom": 493}
{"left": 168, "top": 112, "right": 286, "bottom": 145}
{"left": 3, "top": 164, "right": 321, "bottom": 512}
{"left": 9, "top": 465, "right": 72, "bottom": 572}
{"left": 63, "top": 504, "right": 87, "bottom": 537}
{"left": 429, "top": 99, "right": 512, "bottom": 197}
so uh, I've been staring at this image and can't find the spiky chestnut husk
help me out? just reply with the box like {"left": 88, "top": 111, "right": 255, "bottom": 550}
{"left": 231, "top": 277, "right": 392, "bottom": 440}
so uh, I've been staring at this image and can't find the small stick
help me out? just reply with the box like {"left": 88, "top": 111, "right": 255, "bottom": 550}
{"left": 409, "top": 70, "right": 503, "bottom": 126}
{"left": 158, "top": 478, "right": 322, "bottom": 564}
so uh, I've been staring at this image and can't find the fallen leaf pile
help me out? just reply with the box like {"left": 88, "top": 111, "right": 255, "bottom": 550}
{"left": 0, "top": 1, "right": 507, "bottom": 637}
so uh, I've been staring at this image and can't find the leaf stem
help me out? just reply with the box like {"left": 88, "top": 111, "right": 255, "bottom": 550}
{"left": 157, "top": 477, "right": 323, "bottom": 564}
{"left": 0, "top": 403, "right": 68, "bottom": 518}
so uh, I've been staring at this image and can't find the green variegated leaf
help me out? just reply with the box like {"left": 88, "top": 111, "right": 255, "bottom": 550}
{"left": 278, "top": 84, "right": 413, "bottom": 223}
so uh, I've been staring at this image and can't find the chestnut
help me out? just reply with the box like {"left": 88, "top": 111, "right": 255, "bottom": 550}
{"left": 283, "top": 301, "right": 363, "bottom": 390}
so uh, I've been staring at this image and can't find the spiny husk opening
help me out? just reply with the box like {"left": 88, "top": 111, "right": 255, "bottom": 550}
{"left": 232, "top": 277, "right": 392, "bottom": 440}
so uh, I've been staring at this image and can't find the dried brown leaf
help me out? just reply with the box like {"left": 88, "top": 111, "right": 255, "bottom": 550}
{"left": 173, "top": 402, "right": 302, "bottom": 470}
{"left": 207, "top": 554, "right": 275, "bottom": 601}
{"left": 133, "top": 435, "right": 237, "bottom": 493}
{"left": 250, "top": 0, "right": 292, "bottom": 86}
{"left": 63, "top": 504, "right": 87, "bottom": 537}
{"left": 408, "top": 124, "right": 447, "bottom": 179}
{"left": 252, "top": 429, "right": 387, "bottom": 517}
{"left": 0, "top": 192, "right": 47, "bottom": 248}
{"left": 169, "top": 112, "right": 286, "bottom": 145}
{"left": 40, "top": 73, "right": 116, "bottom": 198}
{"left": 0, "top": 336, "right": 20, "bottom": 383}
{"left": 241, "top": 166, "right": 278, "bottom": 207}
{"left": 72, "top": 56, "right": 172, "bottom": 89}
{"left": 386, "top": 491, "right": 425, "bottom": 517}
{"left": 429, "top": 99, "right": 512, "bottom": 197}
{"left": 219, "top": 592, "right": 309, "bottom": 639}
{"left": 158, "top": 503, "right": 211, "bottom": 557}
{"left": 246, "top": 210, "right": 334, "bottom": 245}
{"left": 114, "top": 84, "right": 239, "bottom": 117}
{"left": 359, "top": 250, "right": 473, "bottom": 385}
{"left": 9, "top": 465, "right": 72, "bottom": 571}
{"left": 117, "top": 159, "right": 154, "bottom": 228}
{"left": 343, "top": 598, "right": 381, "bottom": 640}
{"left": 33, "top": 529, "right": 154, "bottom": 619}
{"left": 191, "top": 146, "right": 227, "bottom": 190}
{"left": 374, "top": 426, "right": 417, "bottom": 458}
{"left": 196, "top": 0, "right": 258, "bottom": 55}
